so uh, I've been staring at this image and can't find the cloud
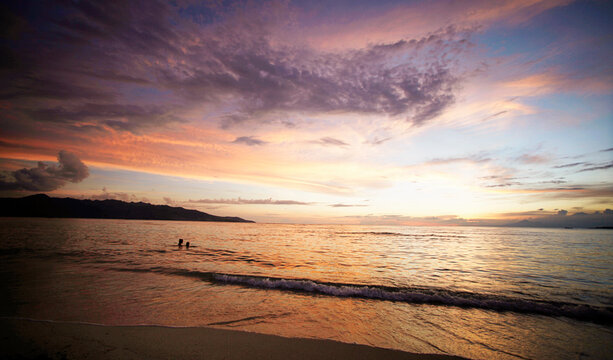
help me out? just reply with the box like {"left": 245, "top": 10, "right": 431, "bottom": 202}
{"left": 2, "top": 1, "right": 471, "bottom": 137}
{"left": 340, "top": 208, "right": 613, "bottom": 228}
{"left": 516, "top": 154, "right": 549, "bottom": 164}
{"left": 480, "top": 110, "right": 508, "bottom": 122}
{"left": 484, "top": 182, "right": 522, "bottom": 188}
{"left": 86, "top": 187, "right": 149, "bottom": 203}
{"left": 329, "top": 203, "right": 368, "bottom": 208}
{"left": 313, "top": 137, "right": 349, "bottom": 147}
{"left": 554, "top": 162, "right": 587, "bottom": 169}
{"left": 601, "top": 148, "right": 613, "bottom": 152}
{"left": 0, "top": 150, "right": 89, "bottom": 191}
{"left": 510, "top": 209, "right": 613, "bottom": 228}
{"left": 22, "top": 103, "right": 184, "bottom": 134}
{"left": 1, "top": 0, "right": 184, "bottom": 133}
{"left": 232, "top": 136, "right": 268, "bottom": 146}
{"left": 165, "top": 27, "right": 467, "bottom": 126}
{"left": 514, "top": 185, "right": 613, "bottom": 202}
{"left": 1, "top": 75, "right": 116, "bottom": 101}
{"left": 163, "top": 196, "right": 178, "bottom": 205}
{"left": 364, "top": 136, "right": 392, "bottom": 146}
{"left": 188, "top": 198, "right": 312, "bottom": 205}
{"left": 163, "top": 23, "right": 470, "bottom": 126}
{"left": 424, "top": 153, "right": 491, "bottom": 166}
{"left": 299, "top": 0, "right": 572, "bottom": 50}
{"left": 577, "top": 161, "right": 613, "bottom": 173}
{"left": 539, "top": 179, "right": 566, "bottom": 184}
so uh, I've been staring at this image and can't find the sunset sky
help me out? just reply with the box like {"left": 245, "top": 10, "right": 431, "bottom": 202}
{"left": 1, "top": 0, "right": 612, "bottom": 225}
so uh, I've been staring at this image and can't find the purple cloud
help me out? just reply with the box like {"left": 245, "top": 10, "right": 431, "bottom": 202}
{"left": 313, "top": 137, "right": 349, "bottom": 147}
{"left": 1, "top": 1, "right": 470, "bottom": 136}
{"left": 233, "top": 136, "right": 268, "bottom": 146}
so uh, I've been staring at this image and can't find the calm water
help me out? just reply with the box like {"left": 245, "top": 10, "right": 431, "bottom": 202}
{"left": 0, "top": 218, "right": 612, "bottom": 359}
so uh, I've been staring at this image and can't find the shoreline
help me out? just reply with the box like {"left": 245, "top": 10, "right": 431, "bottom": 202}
{"left": 1, "top": 317, "right": 469, "bottom": 360}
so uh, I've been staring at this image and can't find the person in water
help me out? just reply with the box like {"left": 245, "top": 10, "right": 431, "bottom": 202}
{"left": 185, "top": 241, "right": 190, "bottom": 249}
{"left": 178, "top": 239, "right": 183, "bottom": 247}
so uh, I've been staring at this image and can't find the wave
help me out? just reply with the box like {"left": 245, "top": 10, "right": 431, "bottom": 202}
{"left": 115, "top": 267, "right": 613, "bottom": 325}
{"left": 336, "top": 232, "right": 468, "bottom": 238}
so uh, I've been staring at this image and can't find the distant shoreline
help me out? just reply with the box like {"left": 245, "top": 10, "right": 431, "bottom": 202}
{"left": 0, "top": 194, "right": 255, "bottom": 223}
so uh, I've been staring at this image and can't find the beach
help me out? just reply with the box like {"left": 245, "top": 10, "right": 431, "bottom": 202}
{"left": 1, "top": 219, "right": 611, "bottom": 360}
{"left": 1, "top": 318, "right": 467, "bottom": 360}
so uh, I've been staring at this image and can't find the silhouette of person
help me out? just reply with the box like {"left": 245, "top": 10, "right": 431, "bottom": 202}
{"left": 185, "top": 241, "right": 190, "bottom": 249}
{"left": 178, "top": 238, "right": 183, "bottom": 247}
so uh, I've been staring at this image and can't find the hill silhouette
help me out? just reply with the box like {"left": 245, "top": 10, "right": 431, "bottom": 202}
{"left": 0, "top": 194, "right": 254, "bottom": 223}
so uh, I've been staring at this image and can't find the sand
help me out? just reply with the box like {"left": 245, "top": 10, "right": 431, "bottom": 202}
{"left": 1, "top": 317, "right": 469, "bottom": 360}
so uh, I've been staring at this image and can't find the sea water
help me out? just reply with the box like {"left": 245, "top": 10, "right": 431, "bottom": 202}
{"left": 0, "top": 218, "right": 611, "bottom": 359}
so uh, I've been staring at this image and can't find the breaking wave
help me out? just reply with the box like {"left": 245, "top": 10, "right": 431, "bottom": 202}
{"left": 115, "top": 267, "right": 613, "bottom": 325}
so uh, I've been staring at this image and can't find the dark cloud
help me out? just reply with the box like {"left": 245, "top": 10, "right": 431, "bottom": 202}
{"left": 516, "top": 209, "right": 613, "bottom": 228}
{"left": 188, "top": 198, "right": 312, "bottom": 205}
{"left": 480, "top": 110, "right": 508, "bottom": 122}
{"left": 540, "top": 187, "right": 585, "bottom": 191}
{"left": 539, "top": 179, "right": 567, "bottom": 184}
{"left": 554, "top": 162, "right": 587, "bottom": 168}
{"left": 313, "top": 137, "right": 349, "bottom": 147}
{"left": 577, "top": 161, "right": 613, "bottom": 173}
{"left": 232, "top": 136, "right": 268, "bottom": 146}
{"left": 0, "top": 150, "right": 89, "bottom": 191}
{"left": 601, "top": 148, "right": 613, "bottom": 152}
{"left": 1, "top": 0, "right": 183, "bottom": 133}
{"left": 329, "top": 203, "right": 368, "bottom": 208}
{"left": 480, "top": 174, "right": 520, "bottom": 188}
{"left": 23, "top": 103, "right": 183, "bottom": 134}
{"left": 484, "top": 182, "right": 522, "bottom": 188}
{"left": 1, "top": 75, "right": 116, "bottom": 101}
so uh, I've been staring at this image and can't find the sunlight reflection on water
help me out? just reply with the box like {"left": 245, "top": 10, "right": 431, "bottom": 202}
{"left": 0, "top": 218, "right": 612, "bottom": 360}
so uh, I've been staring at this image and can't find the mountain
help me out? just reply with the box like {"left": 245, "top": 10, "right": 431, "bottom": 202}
{"left": 503, "top": 219, "right": 545, "bottom": 228}
{"left": 0, "top": 194, "right": 254, "bottom": 223}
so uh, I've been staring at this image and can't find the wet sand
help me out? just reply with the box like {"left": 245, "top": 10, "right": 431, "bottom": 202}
{"left": 1, "top": 317, "right": 469, "bottom": 360}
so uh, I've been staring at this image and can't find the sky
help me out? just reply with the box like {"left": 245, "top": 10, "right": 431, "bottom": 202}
{"left": 0, "top": 0, "right": 612, "bottom": 226}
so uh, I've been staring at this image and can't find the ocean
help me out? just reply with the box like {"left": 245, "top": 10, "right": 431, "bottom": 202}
{"left": 0, "top": 218, "right": 611, "bottom": 359}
